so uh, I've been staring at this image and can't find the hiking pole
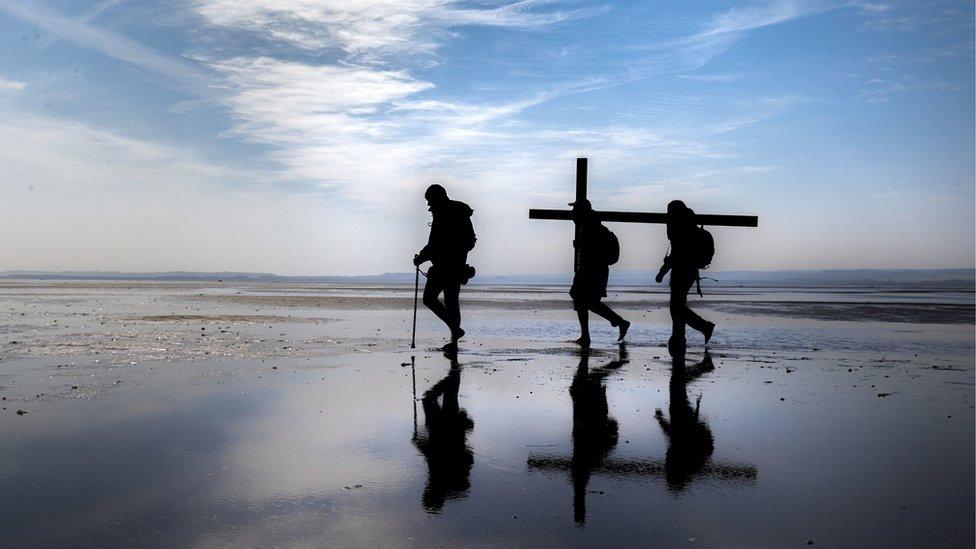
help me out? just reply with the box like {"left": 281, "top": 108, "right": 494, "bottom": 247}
{"left": 411, "top": 264, "right": 420, "bottom": 349}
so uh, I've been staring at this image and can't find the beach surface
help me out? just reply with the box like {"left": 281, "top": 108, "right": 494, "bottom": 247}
{"left": 0, "top": 281, "right": 973, "bottom": 547}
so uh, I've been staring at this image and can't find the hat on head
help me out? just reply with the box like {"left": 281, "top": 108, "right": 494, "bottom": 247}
{"left": 424, "top": 184, "right": 448, "bottom": 201}
{"left": 667, "top": 200, "right": 690, "bottom": 216}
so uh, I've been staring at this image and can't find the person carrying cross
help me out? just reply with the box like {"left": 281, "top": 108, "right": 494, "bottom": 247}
{"left": 414, "top": 184, "right": 476, "bottom": 352}
{"left": 655, "top": 200, "right": 715, "bottom": 357}
{"left": 569, "top": 199, "right": 630, "bottom": 349}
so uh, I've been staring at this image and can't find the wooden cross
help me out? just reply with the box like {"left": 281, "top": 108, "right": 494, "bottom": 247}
{"left": 528, "top": 158, "right": 759, "bottom": 271}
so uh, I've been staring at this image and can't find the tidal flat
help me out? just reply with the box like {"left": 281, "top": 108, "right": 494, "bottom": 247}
{"left": 0, "top": 281, "right": 973, "bottom": 547}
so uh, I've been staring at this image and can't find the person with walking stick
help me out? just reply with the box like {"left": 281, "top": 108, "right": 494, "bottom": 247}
{"left": 413, "top": 184, "right": 476, "bottom": 353}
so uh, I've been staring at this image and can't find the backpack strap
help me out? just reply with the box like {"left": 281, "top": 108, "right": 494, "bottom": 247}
{"left": 696, "top": 273, "right": 703, "bottom": 297}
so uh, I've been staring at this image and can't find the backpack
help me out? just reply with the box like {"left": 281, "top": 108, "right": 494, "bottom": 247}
{"left": 694, "top": 225, "right": 714, "bottom": 270}
{"left": 602, "top": 225, "right": 620, "bottom": 265}
{"left": 460, "top": 214, "right": 477, "bottom": 252}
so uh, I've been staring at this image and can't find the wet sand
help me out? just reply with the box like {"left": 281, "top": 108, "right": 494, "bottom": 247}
{"left": 0, "top": 281, "right": 973, "bottom": 547}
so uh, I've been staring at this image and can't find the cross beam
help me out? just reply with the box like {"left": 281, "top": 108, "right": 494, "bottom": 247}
{"left": 529, "top": 209, "right": 758, "bottom": 226}
{"left": 527, "top": 456, "right": 758, "bottom": 480}
{"left": 528, "top": 158, "right": 759, "bottom": 226}
{"left": 526, "top": 455, "right": 755, "bottom": 524}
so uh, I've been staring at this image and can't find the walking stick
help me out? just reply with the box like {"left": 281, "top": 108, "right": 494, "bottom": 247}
{"left": 411, "top": 265, "right": 420, "bottom": 349}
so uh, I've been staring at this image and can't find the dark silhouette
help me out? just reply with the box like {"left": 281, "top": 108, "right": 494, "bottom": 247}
{"left": 528, "top": 349, "right": 756, "bottom": 522}
{"left": 567, "top": 347, "right": 627, "bottom": 523}
{"left": 655, "top": 352, "right": 756, "bottom": 493}
{"left": 655, "top": 200, "right": 715, "bottom": 357}
{"left": 655, "top": 352, "right": 716, "bottom": 492}
{"left": 570, "top": 199, "right": 630, "bottom": 348}
{"left": 527, "top": 159, "right": 756, "bottom": 351}
{"left": 528, "top": 345, "right": 628, "bottom": 524}
{"left": 412, "top": 356, "right": 474, "bottom": 512}
{"left": 414, "top": 184, "right": 476, "bottom": 352}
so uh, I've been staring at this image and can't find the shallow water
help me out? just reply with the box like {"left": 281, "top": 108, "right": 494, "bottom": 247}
{"left": 0, "top": 282, "right": 973, "bottom": 547}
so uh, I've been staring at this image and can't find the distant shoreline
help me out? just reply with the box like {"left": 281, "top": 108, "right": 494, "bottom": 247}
{"left": 1, "top": 268, "right": 973, "bottom": 288}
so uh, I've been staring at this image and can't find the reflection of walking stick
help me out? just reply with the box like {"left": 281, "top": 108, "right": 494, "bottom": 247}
{"left": 411, "top": 355, "right": 418, "bottom": 438}
{"left": 411, "top": 265, "right": 420, "bottom": 349}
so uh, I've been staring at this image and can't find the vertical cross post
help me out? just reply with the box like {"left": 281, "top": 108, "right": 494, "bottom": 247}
{"left": 573, "top": 157, "right": 587, "bottom": 273}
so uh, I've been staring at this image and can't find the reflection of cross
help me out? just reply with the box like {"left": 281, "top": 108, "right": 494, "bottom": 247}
{"left": 528, "top": 444, "right": 757, "bottom": 524}
{"left": 528, "top": 158, "right": 759, "bottom": 271}
{"left": 527, "top": 352, "right": 757, "bottom": 524}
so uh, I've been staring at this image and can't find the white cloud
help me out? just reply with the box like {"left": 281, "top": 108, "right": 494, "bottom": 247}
{"left": 859, "top": 0, "right": 971, "bottom": 33}
{"left": 678, "top": 72, "right": 744, "bottom": 83}
{"left": 0, "top": 77, "right": 27, "bottom": 91}
{"left": 668, "top": 0, "right": 832, "bottom": 71}
{"left": 11, "top": 0, "right": 952, "bottom": 273}
{"left": 193, "top": 0, "right": 599, "bottom": 57}
{"left": 0, "top": 0, "right": 206, "bottom": 86}
{"left": 205, "top": 55, "right": 611, "bottom": 205}
{"left": 0, "top": 109, "right": 418, "bottom": 275}
{"left": 699, "top": 0, "right": 810, "bottom": 37}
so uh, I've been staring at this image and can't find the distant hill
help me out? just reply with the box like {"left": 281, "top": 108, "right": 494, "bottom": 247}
{"left": 1, "top": 269, "right": 972, "bottom": 287}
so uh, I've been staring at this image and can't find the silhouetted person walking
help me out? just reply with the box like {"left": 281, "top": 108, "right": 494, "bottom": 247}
{"left": 655, "top": 200, "right": 715, "bottom": 357}
{"left": 570, "top": 199, "right": 630, "bottom": 348}
{"left": 412, "top": 358, "right": 474, "bottom": 512}
{"left": 655, "top": 352, "right": 715, "bottom": 492}
{"left": 414, "top": 184, "right": 476, "bottom": 352}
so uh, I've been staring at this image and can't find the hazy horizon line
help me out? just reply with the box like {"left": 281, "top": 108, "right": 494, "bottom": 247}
{"left": 2, "top": 267, "right": 973, "bottom": 279}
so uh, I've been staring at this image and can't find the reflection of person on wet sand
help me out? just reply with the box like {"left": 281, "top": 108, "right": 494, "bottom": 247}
{"left": 530, "top": 349, "right": 755, "bottom": 520}
{"left": 655, "top": 352, "right": 715, "bottom": 492}
{"left": 412, "top": 358, "right": 474, "bottom": 512}
{"left": 527, "top": 345, "right": 628, "bottom": 524}
{"left": 569, "top": 347, "right": 628, "bottom": 523}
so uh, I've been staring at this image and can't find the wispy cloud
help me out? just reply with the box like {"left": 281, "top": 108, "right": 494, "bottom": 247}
{"left": 857, "top": 78, "right": 964, "bottom": 103}
{"left": 678, "top": 72, "right": 745, "bottom": 83}
{"left": 189, "top": 1, "right": 832, "bottom": 209}
{"left": 207, "top": 55, "right": 563, "bottom": 200}
{"left": 667, "top": 0, "right": 836, "bottom": 71}
{"left": 193, "top": 0, "right": 602, "bottom": 57}
{"left": 0, "top": 77, "right": 27, "bottom": 91}
{"left": 618, "top": 0, "right": 865, "bottom": 79}
{"left": 186, "top": 2, "right": 621, "bottom": 203}
{"left": 37, "top": 0, "right": 126, "bottom": 48}
{"left": 859, "top": 0, "right": 973, "bottom": 34}
{"left": 0, "top": 0, "right": 206, "bottom": 86}
{"left": 2, "top": 1, "right": 823, "bottom": 210}
{"left": 853, "top": 39, "right": 972, "bottom": 103}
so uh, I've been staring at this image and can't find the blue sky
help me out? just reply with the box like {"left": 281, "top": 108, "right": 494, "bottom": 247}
{"left": 0, "top": 0, "right": 972, "bottom": 275}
